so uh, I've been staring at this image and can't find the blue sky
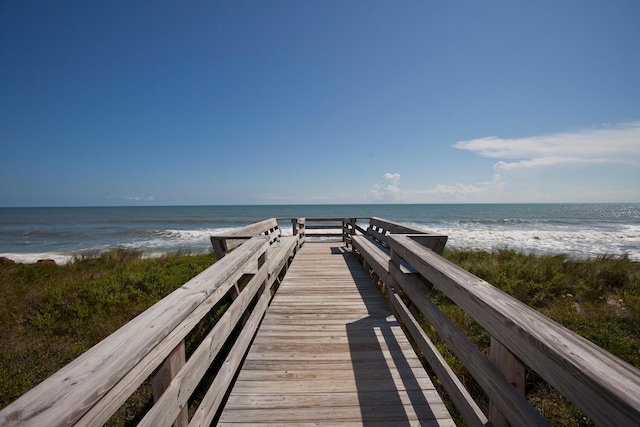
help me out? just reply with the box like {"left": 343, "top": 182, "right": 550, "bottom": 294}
{"left": 1, "top": 1, "right": 639, "bottom": 206}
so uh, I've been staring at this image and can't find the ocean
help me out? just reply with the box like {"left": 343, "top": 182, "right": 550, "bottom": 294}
{"left": 0, "top": 204, "right": 639, "bottom": 263}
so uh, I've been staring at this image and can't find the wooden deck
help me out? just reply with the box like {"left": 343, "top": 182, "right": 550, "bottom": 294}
{"left": 218, "top": 242, "right": 454, "bottom": 426}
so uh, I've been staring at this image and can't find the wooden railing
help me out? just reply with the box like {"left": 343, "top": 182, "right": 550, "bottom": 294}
{"left": 287, "top": 217, "right": 370, "bottom": 244}
{"left": 0, "top": 235, "right": 294, "bottom": 427}
{"left": 3, "top": 217, "right": 639, "bottom": 427}
{"left": 386, "top": 234, "right": 640, "bottom": 427}
{"left": 210, "top": 218, "right": 281, "bottom": 259}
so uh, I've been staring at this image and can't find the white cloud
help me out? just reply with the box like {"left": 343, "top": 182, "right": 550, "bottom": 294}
{"left": 371, "top": 173, "right": 489, "bottom": 202}
{"left": 371, "top": 173, "right": 402, "bottom": 200}
{"left": 454, "top": 121, "right": 640, "bottom": 171}
{"left": 126, "top": 196, "right": 155, "bottom": 202}
{"left": 493, "top": 156, "right": 611, "bottom": 171}
{"left": 366, "top": 121, "right": 640, "bottom": 203}
{"left": 383, "top": 173, "right": 401, "bottom": 186}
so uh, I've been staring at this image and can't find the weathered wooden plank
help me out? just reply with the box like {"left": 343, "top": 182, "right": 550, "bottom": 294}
{"left": 233, "top": 367, "right": 431, "bottom": 382}
{"left": 390, "top": 260, "right": 546, "bottom": 426}
{"left": 370, "top": 217, "right": 427, "bottom": 235}
{"left": 223, "top": 390, "right": 444, "bottom": 409}
{"left": 388, "top": 234, "right": 640, "bottom": 426}
{"left": 247, "top": 340, "right": 413, "bottom": 355}
{"left": 138, "top": 264, "right": 270, "bottom": 427}
{"left": 218, "top": 242, "right": 453, "bottom": 426}
{"left": 151, "top": 341, "right": 188, "bottom": 427}
{"left": 189, "top": 277, "right": 274, "bottom": 427}
{"left": 250, "top": 332, "right": 413, "bottom": 345}
{"left": 0, "top": 237, "right": 270, "bottom": 427}
{"left": 210, "top": 218, "right": 279, "bottom": 258}
{"left": 218, "top": 422, "right": 453, "bottom": 427}
{"left": 304, "top": 224, "right": 345, "bottom": 230}
{"left": 229, "top": 376, "right": 436, "bottom": 394}
{"left": 490, "top": 337, "right": 526, "bottom": 427}
{"left": 239, "top": 358, "right": 426, "bottom": 371}
{"left": 390, "top": 290, "right": 488, "bottom": 427}
{"left": 216, "top": 403, "right": 452, "bottom": 423}
{"left": 254, "top": 322, "right": 392, "bottom": 332}
{"left": 352, "top": 235, "right": 419, "bottom": 287}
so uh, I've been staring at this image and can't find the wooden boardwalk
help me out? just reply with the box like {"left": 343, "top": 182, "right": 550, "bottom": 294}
{"left": 218, "top": 242, "right": 454, "bottom": 426}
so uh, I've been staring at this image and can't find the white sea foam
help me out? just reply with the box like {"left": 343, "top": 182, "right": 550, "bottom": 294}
{"left": 0, "top": 252, "right": 74, "bottom": 265}
{"left": 2, "top": 210, "right": 638, "bottom": 264}
{"left": 407, "top": 222, "right": 640, "bottom": 260}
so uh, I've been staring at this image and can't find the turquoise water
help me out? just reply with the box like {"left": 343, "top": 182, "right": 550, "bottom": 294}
{"left": 1, "top": 204, "right": 638, "bottom": 263}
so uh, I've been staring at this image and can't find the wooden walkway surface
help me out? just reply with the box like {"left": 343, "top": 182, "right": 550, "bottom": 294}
{"left": 218, "top": 242, "right": 454, "bottom": 426}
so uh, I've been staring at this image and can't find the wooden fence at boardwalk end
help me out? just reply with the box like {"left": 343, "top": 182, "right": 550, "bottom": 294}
{"left": 1, "top": 217, "right": 639, "bottom": 426}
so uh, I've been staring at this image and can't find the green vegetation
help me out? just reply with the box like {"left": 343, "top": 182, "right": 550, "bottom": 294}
{"left": 0, "top": 248, "right": 217, "bottom": 423}
{"left": 430, "top": 248, "right": 640, "bottom": 426}
{"left": 1, "top": 247, "right": 639, "bottom": 426}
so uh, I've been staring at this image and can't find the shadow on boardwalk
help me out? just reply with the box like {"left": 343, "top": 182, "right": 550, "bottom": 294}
{"left": 340, "top": 245, "right": 440, "bottom": 426}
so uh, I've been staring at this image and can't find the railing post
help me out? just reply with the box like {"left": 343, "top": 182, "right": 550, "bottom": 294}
{"left": 298, "top": 218, "right": 306, "bottom": 247}
{"left": 345, "top": 218, "right": 356, "bottom": 248}
{"left": 211, "top": 237, "right": 227, "bottom": 260}
{"left": 152, "top": 340, "right": 188, "bottom": 427}
{"left": 291, "top": 218, "right": 298, "bottom": 236}
{"left": 388, "top": 248, "right": 401, "bottom": 309}
{"left": 489, "top": 337, "right": 526, "bottom": 427}
{"left": 342, "top": 218, "right": 348, "bottom": 244}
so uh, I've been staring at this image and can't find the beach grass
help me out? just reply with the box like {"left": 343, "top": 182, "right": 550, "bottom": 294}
{"left": 0, "top": 248, "right": 217, "bottom": 425}
{"left": 434, "top": 248, "right": 640, "bottom": 425}
{"left": 1, "top": 247, "right": 639, "bottom": 425}
{"left": 442, "top": 248, "right": 639, "bottom": 365}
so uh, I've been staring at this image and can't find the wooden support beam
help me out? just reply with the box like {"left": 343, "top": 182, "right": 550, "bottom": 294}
{"left": 152, "top": 341, "right": 188, "bottom": 427}
{"left": 490, "top": 337, "right": 526, "bottom": 427}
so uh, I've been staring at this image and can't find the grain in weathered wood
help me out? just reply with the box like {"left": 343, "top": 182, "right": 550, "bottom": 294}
{"left": 489, "top": 337, "right": 526, "bottom": 427}
{"left": 390, "top": 260, "right": 546, "bottom": 426}
{"left": 390, "top": 290, "right": 488, "bottom": 427}
{"left": 138, "top": 265, "right": 270, "bottom": 427}
{"left": 352, "top": 234, "right": 419, "bottom": 285}
{"left": 223, "top": 389, "right": 445, "bottom": 409}
{"left": 190, "top": 280, "right": 274, "bottom": 427}
{"left": 210, "top": 218, "right": 280, "bottom": 259}
{"left": 152, "top": 341, "right": 188, "bottom": 427}
{"left": 0, "top": 237, "right": 269, "bottom": 427}
{"left": 388, "top": 234, "right": 640, "bottom": 426}
{"left": 218, "top": 422, "right": 447, "bottom": 427}
{"left": 218, "top": 242, "right": 454, "bottom": 426}
{"left": 369, "top": 217, "right": 426, "bottom": 235}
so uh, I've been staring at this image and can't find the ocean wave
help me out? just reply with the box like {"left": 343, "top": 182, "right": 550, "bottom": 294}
{"left": 0, "top": 252, "right": 74, "bottom": 265}
{"left": 455, "top": 218, "right": 540, "bottom": 225}
{"left": 3, "top": 216, "right": 639, "bottom": 264}
{"left": 409, "top": 223, "right": 640, "bottom": 260}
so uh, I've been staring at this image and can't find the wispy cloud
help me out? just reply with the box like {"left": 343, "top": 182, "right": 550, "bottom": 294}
{"left": 367, "top": 122, "right": 640, "bottom": 203}
{"left": 454, "top": 121, "right": 640, "bottom": 171}
{"left": 126, "top": 196, "right": 155, "bottom": 202}
{"left": 371, "top": 173, "right": 401, "bottom": 200}
{"left": 371, "top": 173, "right": 489, "bottom": 202}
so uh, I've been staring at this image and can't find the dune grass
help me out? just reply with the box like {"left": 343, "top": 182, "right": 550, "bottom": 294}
{"left": 432, "top": 248, "right": 640, "bottom": 425}
{"left": 442, "top": 248, "right": 639, "bottom": 365}
{"left": 0, "top": 248, "right": 217, "bottom": 424}
{"left": 1, "top": 247, "right": 638, "bottom": 425}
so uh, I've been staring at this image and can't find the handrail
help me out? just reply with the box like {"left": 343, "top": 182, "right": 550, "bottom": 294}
{"left": 387, "top": 234, "right": 640, "bottom": 426}
{"left": 210, "top": 218, "right": 280, "bottom": 259}
{"left": 0, "top": 236, "right": 280, "bottom": 427}
{"left": 292, "top": 217, "right": 355, "bottom": 241}
{"left": 280, "top": 217, "right": 369, "bottom": 244}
